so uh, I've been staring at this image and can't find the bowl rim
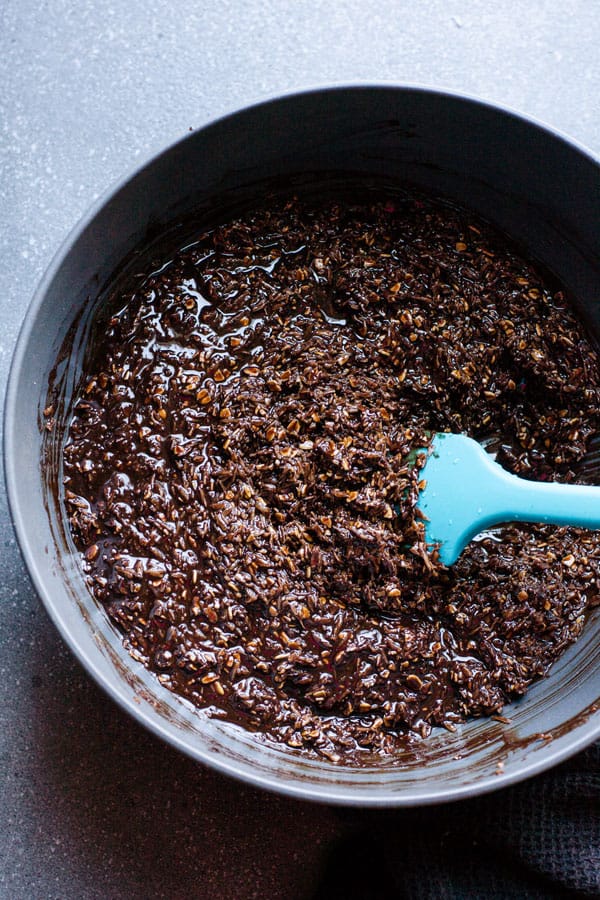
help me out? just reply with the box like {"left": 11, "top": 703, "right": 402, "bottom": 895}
{"left": 5, "top": 82, "right": 600, "bottom": 806}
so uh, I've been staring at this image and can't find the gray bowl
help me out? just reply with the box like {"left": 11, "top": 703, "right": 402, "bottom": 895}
{"left": 5, "top": 86, "right": 600, "bottom": 806}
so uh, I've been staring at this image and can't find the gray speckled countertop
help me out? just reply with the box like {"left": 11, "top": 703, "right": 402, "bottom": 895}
{"left": 2, "top": 2, "right": 600, "bottom": 898}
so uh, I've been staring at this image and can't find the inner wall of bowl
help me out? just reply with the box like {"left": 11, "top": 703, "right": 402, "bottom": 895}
{"left": 9, "top": 87, "right": 600, "bottom": 804}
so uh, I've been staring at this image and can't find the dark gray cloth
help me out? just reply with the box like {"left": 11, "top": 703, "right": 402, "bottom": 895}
{"left": 315, "top": 743, "right": 599, "bottom": 899}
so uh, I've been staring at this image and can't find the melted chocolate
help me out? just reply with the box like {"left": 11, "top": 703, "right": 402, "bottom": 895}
{"left": 60, "top": 190, "right": 600, "bottom": 761}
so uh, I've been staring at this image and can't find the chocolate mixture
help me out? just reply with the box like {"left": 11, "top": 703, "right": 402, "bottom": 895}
{"left": 61, "top": 191, "right": 600, "bottom": 761}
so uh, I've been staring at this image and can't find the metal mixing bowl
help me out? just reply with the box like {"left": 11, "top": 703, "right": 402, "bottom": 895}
{"left": 5, "top": 86, "right": 600, "bottom": 805}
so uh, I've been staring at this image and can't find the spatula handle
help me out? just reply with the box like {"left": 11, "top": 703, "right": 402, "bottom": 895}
{"left": 490, "top": 468, "right": 600, "bottom": 530}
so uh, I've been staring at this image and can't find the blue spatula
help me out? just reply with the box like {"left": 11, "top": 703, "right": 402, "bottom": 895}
{"left": 416, "top": 433, "right": 600, "bottom": 566}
